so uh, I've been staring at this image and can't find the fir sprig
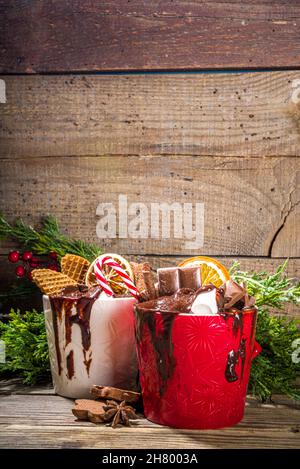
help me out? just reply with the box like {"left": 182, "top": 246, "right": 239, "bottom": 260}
{"left": 249, "top": 309, "right": 300, "bottom": 401}
{"left": 0, "top": 309, "right": 51, "bottom": 384}
{"left": 0, "top": 281, "right": 38, "bottom": 299}
{"left": 0, "top": 214, "right": 102, "bottom": 262}
{"left": 231, "top": 259, "right": 300, "bottom": 308}
{"left": 231, "top": 261, "right": 300, "bottom": 401}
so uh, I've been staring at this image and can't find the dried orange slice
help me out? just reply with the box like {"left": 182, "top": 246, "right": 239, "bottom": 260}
{"left": 85, "top": 253, "right": 134, "bottom": 295}
{"left": 178, "top": 256, "right": 230, "bottom": 288}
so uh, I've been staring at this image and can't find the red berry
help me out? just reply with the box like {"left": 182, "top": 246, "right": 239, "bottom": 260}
{"left": 28, "top": 271, "right": 33, "bottom": 281}
{"left": 29, "top": 257, "right": 40, "bottom": 268}
{"left": 8, "top": 250, "right": 20, "bottom": 263}
{"left": 49, "top": 251, "right": 58, "bottom": 260}
{"left": 15, "top": 265, "right": 25, "bottom": 277}
{"left": 22, "top": 251, "right": 33, "bottom": 262}
{"left": 48, "top": 264, "right": 59, "bottom": 271}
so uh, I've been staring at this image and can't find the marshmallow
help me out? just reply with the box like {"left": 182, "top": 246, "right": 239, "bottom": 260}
{"left": 191, "top": 288, "right": 219, "bottom": 315}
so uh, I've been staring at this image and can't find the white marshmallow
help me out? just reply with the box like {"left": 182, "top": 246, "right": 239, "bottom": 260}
{"left": 191, "top": 289, "right": 218, "bottom": 315}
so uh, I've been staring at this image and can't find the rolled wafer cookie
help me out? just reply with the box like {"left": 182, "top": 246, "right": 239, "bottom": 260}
{"left": 142, "top": 270, "right": 157, "bottom": 300}
{"left": 61, "top": 253, "right": 90, "bottom": 284}
{"left": 31, "top": 269, "right": 77, "bottom": 296}
{"left": 131, "top": 262, "right": 156, "bottom": 299}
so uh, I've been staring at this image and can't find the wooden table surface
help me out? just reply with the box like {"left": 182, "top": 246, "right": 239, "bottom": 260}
{"left": 0, "top": 379, "right": 299, "bottom": 449}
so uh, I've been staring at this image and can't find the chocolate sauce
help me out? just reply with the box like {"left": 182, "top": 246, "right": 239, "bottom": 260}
{"left": 238, "top": 338, "right": 246, "bottom": 380}
{"left": 225, "top": 338, "right": 247, "bottom": 382}
{"left": 51, "top": 308, "right": 62, "bottom": 375}
{"left": 49, "top": 285, "right": 101, "bottom": 378}
{"left": 66, "top": 350, "right": 74, "bottom": 379}
{"left": 224, "top": 280, "right": 247, "bottom": 309}
{"left": 219, "top": 309, "right": 243, "bottom": 338}
{"left": 232, "top": 310, "right": 244, "bottom": 338}
{"left": 134, "top": 308, "right": 176, "bottom": 397}
{"left": 222, "top": 308, "right": 246, "bottom": 383}
{"left": 225, "top": 350, "right": 239, "bottom": 382}
{"left": 83, "top": 350, "right": 92, "bottom": 376}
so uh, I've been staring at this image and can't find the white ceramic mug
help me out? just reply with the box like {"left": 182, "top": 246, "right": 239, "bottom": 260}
{"left": 43, "top": 294, "right": 138, "bottom": 398}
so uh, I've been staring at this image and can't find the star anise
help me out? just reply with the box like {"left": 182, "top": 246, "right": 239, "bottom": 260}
{"left": 102, "top": 400, "right": 138, "bottom": 428}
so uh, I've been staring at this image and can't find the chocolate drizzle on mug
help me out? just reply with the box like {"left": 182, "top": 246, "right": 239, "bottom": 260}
{"left": 225, "top": 338, "right": 247, "bottom": 382}
{"left": 232, "top": 310, "right": 244, "bottom": 338}
{"left": 225, "top": 349, "right": 239, "bottom": 382}
{"left": 51, "top": 307, "right": 62, "bottom": 375}
{"left": 222, "top": 306, "right": 258, "bottom": 383}
{"left": 66, "top": 350, "right": 74, "bottom": 379}
{"left": 221, "top": 309, "right": 246, "bottom": 383}
{"left": 134, "top": 308, "right": 176, "bottom": 397}
{"left": 238, "top": 338, "right": 246, "bottom": 380}
{"left": 49, "top": 285, "right": 101, "bottom": 379}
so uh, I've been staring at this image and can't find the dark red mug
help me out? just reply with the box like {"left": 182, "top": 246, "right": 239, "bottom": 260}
{"left": 134, "top": 307, "right": 261, "bottom": 429}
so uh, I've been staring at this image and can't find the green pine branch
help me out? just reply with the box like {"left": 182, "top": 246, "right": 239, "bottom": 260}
{"left": 0, "top": 309, "right": 51, "bottom": 384}
{"left": 231, "top": 262, "right": 300, "bottom": 401}
{"left": 0, "top": 214, "right": 102, "bottom": 262}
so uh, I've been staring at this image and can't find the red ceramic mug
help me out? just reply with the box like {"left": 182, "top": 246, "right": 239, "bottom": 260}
{"left": 134, "top": 306, "right": 261, "bottom": 429}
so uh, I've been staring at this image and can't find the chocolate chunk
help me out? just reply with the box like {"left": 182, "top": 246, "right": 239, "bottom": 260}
{"left": 223, "top": 280, "right": 246, "bottom": 309}
{"left": 157, "top": 267, "right": 180, "bottom": 296}
{"left": 179, "top": 266, "right": 201, "bottom": 290}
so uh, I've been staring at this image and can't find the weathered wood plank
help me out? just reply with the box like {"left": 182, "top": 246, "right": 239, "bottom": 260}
{"left": 0, "top": 394, "right": 299, "bottom": 448}
{"left": 1, "top": 73, "right": 300, "bottom": 158}
{"left": 0, "top": 378, "right": 54, "bottom": 396}
{"left": 1, "top": 1, "right": 300, "bottom": 73}
{"left": 0, "top": 156, "right": 299, "bottom": 257}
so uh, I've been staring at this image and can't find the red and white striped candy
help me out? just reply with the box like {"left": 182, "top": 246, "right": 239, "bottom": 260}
{"left": 94, "top": 255, "right": 139, "bottom": 299}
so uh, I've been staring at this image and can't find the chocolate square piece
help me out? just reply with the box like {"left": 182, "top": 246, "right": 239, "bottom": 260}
{"left": 179, "top": 266, "right": 201, "bottom": 290}
{"left": 157, "top": 267, "right": 180, "bottom": 296}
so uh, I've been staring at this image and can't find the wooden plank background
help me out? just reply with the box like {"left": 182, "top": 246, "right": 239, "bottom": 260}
{"left": 1, "top": 72, "right": 300, "bottom": 159}
{"left": 0, "top": 73, "right": 299, "bottom": 256}
{"left": 1, "top": 1, "right": 300, "bottom": 72}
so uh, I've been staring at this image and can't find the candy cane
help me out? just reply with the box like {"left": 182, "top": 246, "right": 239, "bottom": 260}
{"left": 94, "top": 255, "right": 139, "bottom": 299}
{"left": 93, "top": 260, "right": 114, "bottom": 296}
